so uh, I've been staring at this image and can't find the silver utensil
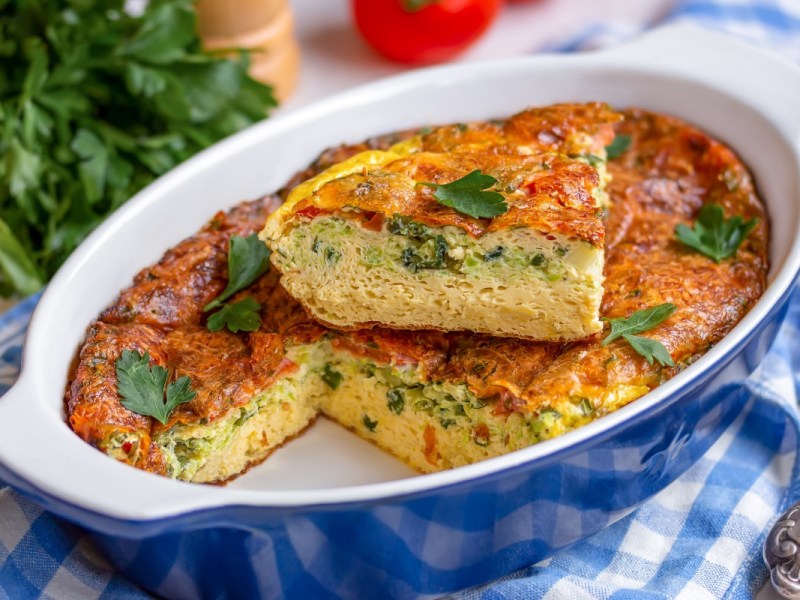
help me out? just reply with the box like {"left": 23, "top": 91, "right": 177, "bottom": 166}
{"left": 765, "top": 502, "right": 800, "bottom": 598}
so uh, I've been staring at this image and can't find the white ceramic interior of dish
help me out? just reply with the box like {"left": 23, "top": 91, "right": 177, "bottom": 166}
{"left": 1, "top": 24, "right": 799, "bottom": 520}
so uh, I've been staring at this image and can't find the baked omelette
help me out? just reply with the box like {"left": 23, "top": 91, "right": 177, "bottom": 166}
{"left": 261, "top": 103, "right": 619, "bottom": 341}
{"left": 66, "top": 108, "right": 768, "bottom": 484}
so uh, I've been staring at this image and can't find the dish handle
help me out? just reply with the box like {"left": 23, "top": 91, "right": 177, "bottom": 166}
{"left": 597, "top": 23, "right": 800, "bottom": 149}
{"left": 0, "top": 376, "right": 42, "bottom": 496}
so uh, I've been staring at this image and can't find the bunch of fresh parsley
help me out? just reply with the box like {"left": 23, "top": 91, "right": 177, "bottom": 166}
{"left": 0, "top": 0, "right": 276, "bottom": 297}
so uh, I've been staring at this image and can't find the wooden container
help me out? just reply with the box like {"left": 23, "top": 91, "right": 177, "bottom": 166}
{"left": 195, "top": 0, "right": 300, "bottom": 101}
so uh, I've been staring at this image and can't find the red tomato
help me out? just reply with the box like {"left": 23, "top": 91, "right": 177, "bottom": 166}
{"left": 352, "top": 0, "right": 503, "bottom": 65}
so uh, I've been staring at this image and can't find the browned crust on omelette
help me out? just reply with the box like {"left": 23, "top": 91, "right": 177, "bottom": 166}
{"left": 65, "top": 108, "right": 769, "bottom": 481}
{"left": 421, "top": 102, "right": 620, "bottom": 156}
{"left": 283, "top": 102, "right": 618, "bottom": 244}
{"left": 290, "top": 151, "right": 606, "bottom": 245}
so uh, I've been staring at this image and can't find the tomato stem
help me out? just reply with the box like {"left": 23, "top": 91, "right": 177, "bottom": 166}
{"left": 402, "top": 0, "right": 440, "bottom": 12}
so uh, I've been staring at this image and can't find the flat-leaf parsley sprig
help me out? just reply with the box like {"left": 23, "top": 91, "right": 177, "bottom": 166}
{"left": 116, "top": 350, "right": 196, "bottom": 424}
{"left": 602, "top": 303, "right": 676, "bottom": 367}
{"left": 0, "top": 0, "right": 276, "bottom": 298}
{"left": 675, "top": 204, "right": 757, "bottom": 263}
{"left": 605, "top": 134, "right": 632, "bottom": 159}
{"left": 204, "top": 234, "right": 271, "bottom": 333}
{"left": 207, "top": 297, "right": 262, "bottom": 333}
{"left": 419, "top": 170, "right": 508, "bottom": 219}
{"left": 205, "top": 235, "right": 271, "bottom": 311}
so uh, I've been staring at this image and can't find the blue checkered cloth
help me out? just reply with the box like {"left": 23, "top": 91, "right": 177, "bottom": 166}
{"left": 551, "top": 0, "right": 800, "bottom": 57}
{"left": 3, "top": 1, "right": 800, "bottom": 597}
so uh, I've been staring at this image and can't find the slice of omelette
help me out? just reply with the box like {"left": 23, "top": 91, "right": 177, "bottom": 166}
{"left": 261, "top": 103, "right": 620, "bottom": 342}
{"left": 66, "top": 108, "right": 769, "bottom": 483}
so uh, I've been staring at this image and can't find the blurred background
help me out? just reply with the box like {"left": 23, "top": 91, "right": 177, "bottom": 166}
{"left": 280, "top": 0, "right": 675, "bottom": 109}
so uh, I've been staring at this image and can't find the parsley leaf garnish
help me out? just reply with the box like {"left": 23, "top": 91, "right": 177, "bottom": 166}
{"left": 602, "top": 303, "right": 676, "bottom": 367}
{"left": 203, "top": 234, "right": 270, "bottom": 333}
{"left": 624, "top": 335, "right": 675, "bottom": 367}
{"left": 605, "top": 134, "right": 632, "bottom": 159}
{"left": 0, "top": 1, "right": 276, "bottom": 298}
{"left": 207, "top": 297, "right": 262, "bottom": 333}
{"left": 420, "top": 170, "right": 508, "bottom": 219}
{"left": 116, "top": 350, "right": 196, "bottom": 425}
{"left": 674, "top": 204, "right": 758, "bottom": 263}
{"left": 205, "top": 235, "right": 271, "bottom": 311}
{"left": 603, "top": 303, "right": 676, "bottom": 343}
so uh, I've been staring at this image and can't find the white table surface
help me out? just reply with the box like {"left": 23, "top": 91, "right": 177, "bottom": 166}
{"left": 284, "top": 0, "right": 675, "bottom": 111}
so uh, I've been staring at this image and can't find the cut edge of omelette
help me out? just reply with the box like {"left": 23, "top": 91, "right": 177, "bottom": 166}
{"left": 261, "top": 103, "right": 619, "bottom": 341}
{"left": 85, "top": 336, "right": 648, "bottom": 483}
